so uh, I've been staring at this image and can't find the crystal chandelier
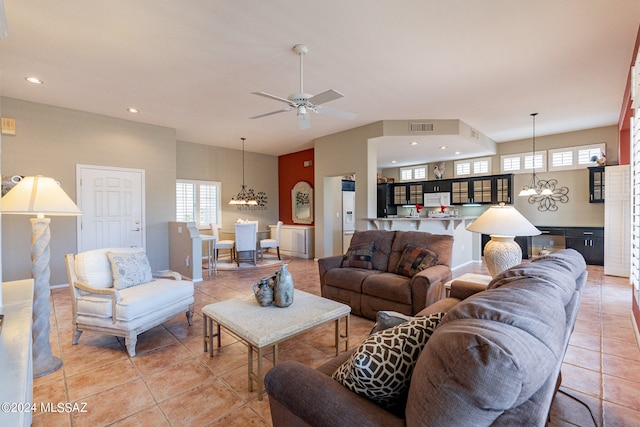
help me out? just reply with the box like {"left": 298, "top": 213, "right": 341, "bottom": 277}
{"left": 518, "top": 113, "right": 553, "bottom": 196}
{"left": 229, "top": 137, "right": 258, "bottom": 206}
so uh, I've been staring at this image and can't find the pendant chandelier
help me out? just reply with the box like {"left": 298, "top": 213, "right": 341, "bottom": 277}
{"left": 518, "top": 113, "right": 553, "bottom": 197}
{"left": 229, "top": 137, "right": 258, "bottom": 206}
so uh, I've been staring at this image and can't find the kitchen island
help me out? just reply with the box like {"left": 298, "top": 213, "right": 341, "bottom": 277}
{"left": 366, "top": 216, "right": 480, "bottom": 270}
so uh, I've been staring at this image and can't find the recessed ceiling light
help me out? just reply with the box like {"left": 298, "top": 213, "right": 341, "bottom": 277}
{"left": 127, "top": 107, "right": 139, "bottom": 113}
{"left": 409, "top": 141, "right": 418, "bottom": 146}
{"left": 455, "top": 151, "right": 461, "bottom": 155}
{"left": 439, "top": 146, "right": 447, "bottom": 150}
{"left": 391, "top": 160, "right": 397, "bottom": 164}
{"left": 25, "top": 76, "right": 43, "bottom": 84}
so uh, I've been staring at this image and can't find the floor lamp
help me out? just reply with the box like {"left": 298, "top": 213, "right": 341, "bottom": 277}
{"left": 2, "top": 176, "right": 82, "bottom": 377}
{"left": 466, "top": 203, "right": 541, "bottom": 277}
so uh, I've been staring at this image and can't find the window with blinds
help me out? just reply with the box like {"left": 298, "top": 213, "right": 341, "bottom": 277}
{"left": 455, "top": 157, "right": 491, "bottom": 177}
{"left": 548, "top": 143, "right": 605, "bottom": 171}
{"left": 176, "top": 179, "right": 221, "bottom": 229}
{"left": 399, "top": 165, "right": 427, "bottom": 181}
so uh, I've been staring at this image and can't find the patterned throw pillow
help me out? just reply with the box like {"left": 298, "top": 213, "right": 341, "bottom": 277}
{"left": 341, "top": 242, "right": 375, "bottom": 269}
{"left": 396, "top": 244, "right": 438, "bottom": 278}
{"left": 333, "top": 312, "right": 445, "bottom": 411}
{"left": 107, "top": 251, "right": 154, "bottom": 290}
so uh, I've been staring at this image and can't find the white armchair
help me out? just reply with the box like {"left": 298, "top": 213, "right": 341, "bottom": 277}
{"left": 260, "top": 220, "right": 283, "bottom": 260}
{"left": 65, "top": 247, "right": 194, "bottom": 357}
{"left": 234, "top": 222, "right": 258, "bottom": 266}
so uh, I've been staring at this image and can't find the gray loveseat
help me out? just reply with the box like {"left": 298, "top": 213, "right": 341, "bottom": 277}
{"left": 266, "top": 249, "right": 587, "bottom": 426}
{"left": 319, "top": 230, "right": 454, "bottom": 320}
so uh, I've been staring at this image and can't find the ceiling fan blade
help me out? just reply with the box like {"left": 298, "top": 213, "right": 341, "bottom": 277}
{"left": 298, "top": 113, "right": 311, "bottom": 130}
{"left": 308, "top": 89, "right": 344, "bottom": 105}
{"left": 315, "top": 105, "right": 357, "bottom": 120}
{"left": 249, "top": 108, "right": 291, "bottom": 119}
{"left": 252, "top": 92, "right": 292, "bottom": 105}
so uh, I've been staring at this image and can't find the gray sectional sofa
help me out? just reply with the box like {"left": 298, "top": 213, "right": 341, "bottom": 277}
{"left": 266, "top": 249, "right": 587, "bottom": 426}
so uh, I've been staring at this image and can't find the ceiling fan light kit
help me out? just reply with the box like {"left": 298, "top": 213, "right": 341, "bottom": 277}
{"left": 250, "top": 44, "right": 357, "bottom": 129}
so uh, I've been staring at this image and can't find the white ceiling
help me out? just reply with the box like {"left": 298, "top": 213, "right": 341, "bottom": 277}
{"left": 0, "top": 1, "right": 638, "bottom": 168}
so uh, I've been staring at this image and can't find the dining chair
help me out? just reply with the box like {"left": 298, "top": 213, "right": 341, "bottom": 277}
{"left": 260, "top": 220, "right": 283, "bottom": 260}
{"left": 234, "top": 222, "right": 258, "bottom": 266}
{"left": 211, "top": 224, "right": 235, "bottom": 264}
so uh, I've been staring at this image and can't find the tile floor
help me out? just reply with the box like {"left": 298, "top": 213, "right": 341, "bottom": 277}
{"left": 33, "top": 258, "right": 640, "bottom": 426}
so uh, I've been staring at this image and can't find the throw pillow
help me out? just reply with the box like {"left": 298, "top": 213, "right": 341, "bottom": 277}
{"left": 333, "top": 312, "right": 445, "bottom": 411}
{"left": 369, "top": 310, "right": 416, "bottom": 335}
{"left": 107, "top": 251, "right": 154, "bottom": 290}
{"left": 396, "top": 244, "right": 438, "bottom": 278}
{"left": 341, "top": 242, "right": 375, "bottom": 270}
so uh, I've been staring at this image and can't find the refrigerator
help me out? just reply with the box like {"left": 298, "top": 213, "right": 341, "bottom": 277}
{"left": 342, "top": 190, "right": 355, "bottom": 252}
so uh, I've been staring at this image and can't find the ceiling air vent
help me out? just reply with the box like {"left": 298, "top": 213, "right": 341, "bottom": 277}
{"left": 409, "top": 122, "right": 434, "bottom": 132}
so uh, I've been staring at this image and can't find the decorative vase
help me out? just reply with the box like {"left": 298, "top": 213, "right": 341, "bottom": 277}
{"left": 253, "top": 276, "right": 274, "bottom": 307}
{"left": 273, "top": 263, "right": 294, "bottom": 307}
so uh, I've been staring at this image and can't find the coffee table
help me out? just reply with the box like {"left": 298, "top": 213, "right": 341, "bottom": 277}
{"left": 202, "top": 289, "right": 351, "bottom": 400}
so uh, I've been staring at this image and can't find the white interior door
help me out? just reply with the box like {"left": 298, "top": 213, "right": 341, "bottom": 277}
{"left": 77, "top": 165, "right": 145, "bottom": 252}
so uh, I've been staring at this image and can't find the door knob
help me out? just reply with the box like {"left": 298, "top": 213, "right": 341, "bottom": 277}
{"left": 132, "top": 228, "right": 141, "bottom": 231}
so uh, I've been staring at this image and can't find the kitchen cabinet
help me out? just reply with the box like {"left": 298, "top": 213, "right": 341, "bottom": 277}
{"left": 565, "top": 227, "right": 604, "bottom": 266}
{"left": 589, "top": 166, "right": 605, "bottom": 203}
{"left": 392, "top": 183, "right": 423, "bottom": 205}
{"left": 451, "top": 180, "right": 470, "bottom": 204}
{"left": 450, "top": 174, "right": 513, "bottom": 205}
{"left": 376, "top": 183, "right": 397, "bottom": 217}
{"left": 423, "top": 180, "right": 451, "bottom": 193}
{"left": 494, "top": 174, "right": 513, "bottom": 204}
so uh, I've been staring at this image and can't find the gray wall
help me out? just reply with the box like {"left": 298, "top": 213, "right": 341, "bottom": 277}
{"left": 176, "top": 141, "right": 279, "bottom": 230}
{"left": 1, "top": 97, "right": 176, "bottom": 285}
{"left": 1, "top": 99, "right": 281, "bottom": 286}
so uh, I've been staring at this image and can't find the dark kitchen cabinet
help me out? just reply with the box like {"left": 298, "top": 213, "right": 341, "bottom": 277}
{"left": 450, "top": 174, "right": 513, "bottom": 205}
{"left": 565, "top": 227, "right": 604, "bottom": 266}
{"left": 423, "top": 180, "right": 452, "bottom": 193}
{"left": 589, "top": 166, "right": 605, "bottom": 203}
{"left": 376, "top": 183, "right": 397, "bottom": 217}
{"left": 392, "top": 183, "right": 423, "bottom": 205}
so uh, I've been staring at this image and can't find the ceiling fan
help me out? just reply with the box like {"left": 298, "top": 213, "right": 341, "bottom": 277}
{"left": 250, "top": 44, "right": 357, "bottom": 130}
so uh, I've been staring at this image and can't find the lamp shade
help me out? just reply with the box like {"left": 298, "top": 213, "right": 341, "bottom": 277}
{"left": 1, "top": 175, "right": 82, "bottom": 216}
{"left": 467, "top": 204, "right": 540, "bottom": 237}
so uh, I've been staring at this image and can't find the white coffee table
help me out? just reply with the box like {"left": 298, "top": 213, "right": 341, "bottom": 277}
{"left": 202, "top": 289, "right": 351, "bottom": 400}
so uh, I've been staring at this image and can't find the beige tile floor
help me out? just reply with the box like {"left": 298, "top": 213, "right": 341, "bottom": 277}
{"left": 33, "top": 258, "right": 640, "bottom": 426}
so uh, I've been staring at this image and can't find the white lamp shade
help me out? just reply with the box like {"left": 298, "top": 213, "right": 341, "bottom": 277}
{"left": 1, "top": 175, "right": 82, "bottom": 216}
{"left": 467, "top": 204, "right": 540, "bottom": 237}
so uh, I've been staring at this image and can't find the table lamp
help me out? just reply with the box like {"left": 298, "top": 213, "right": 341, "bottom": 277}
{"left": 466, "top": 203, "right": 540, "bottom": 277}
{"left": 2, "top": 176, "right": 82, "bottom": 377}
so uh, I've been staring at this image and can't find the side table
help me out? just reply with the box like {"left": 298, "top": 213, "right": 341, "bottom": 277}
{"left": 444, "top": 273, "right": 492, "bottom": 297}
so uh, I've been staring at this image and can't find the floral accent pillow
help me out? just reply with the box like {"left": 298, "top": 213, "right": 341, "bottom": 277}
{"left": 396, "top": 244, "right": 438, "bottom": 278}
{"left": 333, "top": 312, "right": 445, "bottom": 411}
{"left": 107, "top": 251, "right": 154, "bottom": 290}
{"left": 341, "top": 242, "right": 375, "bottom": 270}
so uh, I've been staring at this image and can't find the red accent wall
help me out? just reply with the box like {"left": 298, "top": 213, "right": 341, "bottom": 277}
{"left": 618, "top": 24, "right": 640, "bottom": 165}
{"left": 278, "top": 149, "right": 314, "bottom": 225}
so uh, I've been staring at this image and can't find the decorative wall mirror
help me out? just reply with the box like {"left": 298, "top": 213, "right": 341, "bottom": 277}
{"left": 292, "top": 181, "right": 313, "bottom": 224}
